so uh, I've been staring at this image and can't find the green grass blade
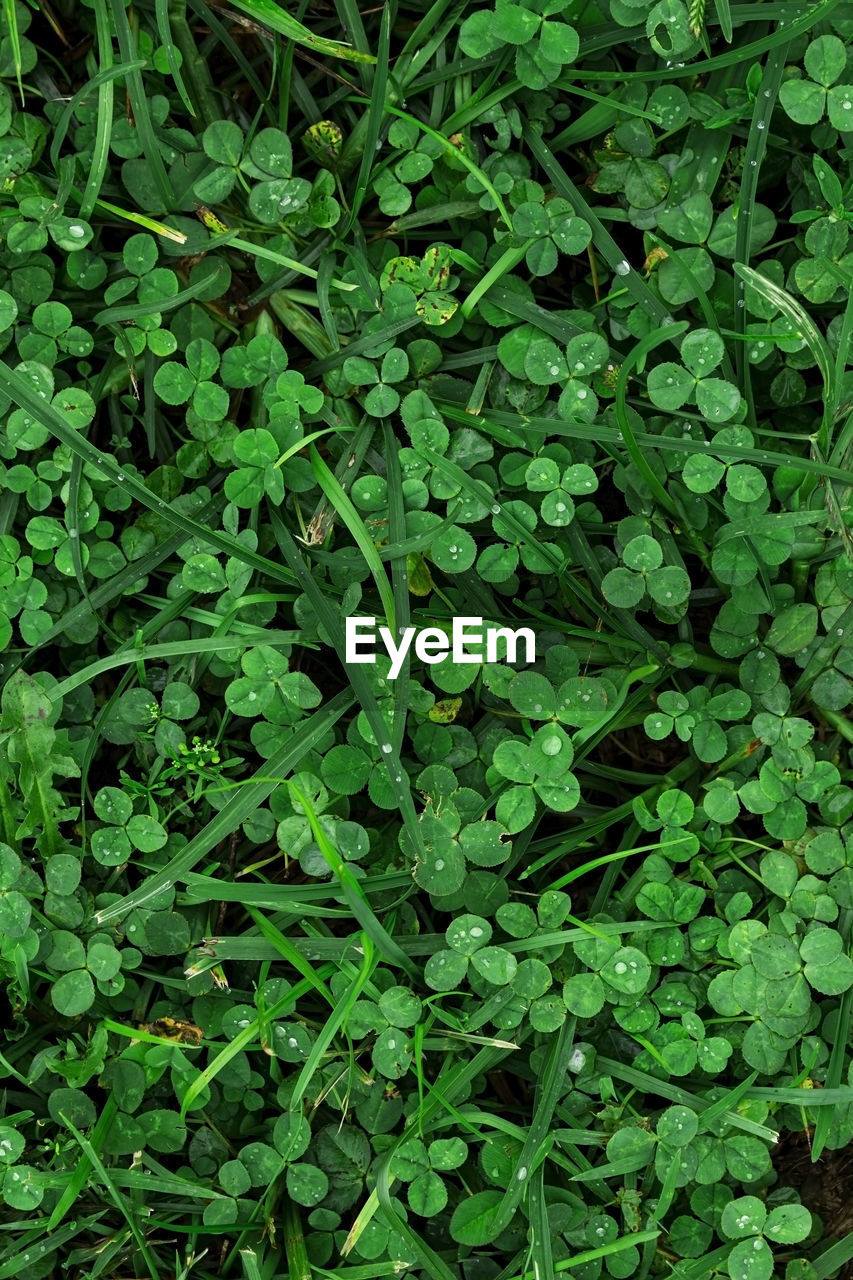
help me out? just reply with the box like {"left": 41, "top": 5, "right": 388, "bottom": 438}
{"left": 79, "top": 0, "right": 116, "bottom": 219}
{"left": 93, "top": 689, "right": 354, "bottom": 924}
{"left": 107, "top": 0, "right": 173, "bottom": 206}
{"left": 267, "top": 506, "right": 427, "bottom": 865}
{"left": 339, "top": 2, "right": 391, "bottom": 234}
{"left": 383, "top": 420, "right": 412, "bottom": 756}
{"left": 288, "top": 779, "right": 417, "bottom": 977}
{"left": 222, "top": 0, "right": 376, "bottom": 62}
{"left": 309, "top": 443, "right": 396, "bottom": 632}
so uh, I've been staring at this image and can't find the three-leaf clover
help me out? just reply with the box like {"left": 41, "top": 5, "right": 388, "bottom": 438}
{"left": 379, "top": 245, "right": 460, "bottom": 326}
{"left": 458, "top": 0, "right": 579, "bottom": 91}
{"left": 491, "top": 723, "right": 580, "bottom": 832}
{"left": 602, "top": 535, "right": 691, "bottom": 611}
{"left": 90, "top": 786, "right": 168, "bottom": 867}
{"left": 645, "top": 685, "right": 751, "bottom": 763}
{"left": 524, "top": 459, "right": 598, "bottom": 526}
{"left": 779, "top": 35, "right": 853, "bottom": 129}
{"left": 390, "top": 1135, "right": 467, "bottom": 1217}
{"left": 424, "top": 914, "right": 517, "bottom": 990}
{"left": 647, "top": 329, "right": 741, "bottom": 423}
{"left": 720, "top": 1195, "right": 811, "bottom": 1280}
{"left": 509, "top": 197, "right": 593, "bottom": 276}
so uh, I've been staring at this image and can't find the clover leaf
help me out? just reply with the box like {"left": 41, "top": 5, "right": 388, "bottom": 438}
{"left": 780, "top": 35, "right": 853, "bottom": 129}
{"left": 647, "top": 328, "right": 742, "bottom": 423}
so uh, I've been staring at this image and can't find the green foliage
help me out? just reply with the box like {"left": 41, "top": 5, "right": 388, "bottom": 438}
{"left": 3, "top": 0, "right": 853, "bottom": 1277}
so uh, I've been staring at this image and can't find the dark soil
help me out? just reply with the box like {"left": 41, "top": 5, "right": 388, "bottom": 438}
{"left": 772, "top": 1129, "right": 853, "bottom": 1278}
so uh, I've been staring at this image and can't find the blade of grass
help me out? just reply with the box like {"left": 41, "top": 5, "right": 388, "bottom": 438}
{"left": 733, "top": 43, "right": 787, "bottom": 425}
{"left": 79, "top": 0, "right": 115, "bottom": 218}
{"left": 46, "top": 1095, "right": 118, "bottom": 1230}
{"left": 287, "top": 778, "right": 417, "bottom": 976}
{"left": 806, "top": 984, "right": 853, "bottom": 1160}
{"left": 155, "top": 0, "right": 196, "bottom": 116}
{"left": 93, "top": 261, "right": 229, "bottom": 325}
{"left": 285, "top": 932, "right": 376, "bottom": 1109}
{"left": 189, "top": 0, "right": 270, "bottom": 110}
{"left": 339, "top": 2, "right": 391, "bottom": 233}
{"left": 309, "top": 443, "right": 396, "bottom": 632}
{"left": 0, "top": 1214, "right": 105, "bottom": 1279}
{"left": 107, "top": 0, "right": 173, "bottom": 206}
{"left": 222, "top": 0, "right": 376, "bottom": 62}
{"left": 434, "top": 397, "right": 853, "bottom": 487}
{"left": 167, "top": 0, "right": 220, "bottom": 125}
{"left": 49, "top": 59, "right": 146, "bottom": 179}
{"left": 50, "top": 632, "right": 309, "bottom": 702}
{"left": 177, "top": 969, "right": 335, "bottom": 1117}
{"left": 282, "top": 1200, "right": 311, "bottom": 1280}
{"left": 383, "top": 420, "right": 412, "bottom": 758}
{"left": 93, "top": 688, "right": 354, "bottom": 924}
{"left": 525, "top": 127, "right": 674, "bottom": 328}
{"left": 267, "top": 505, "right": 426, "bottom": 865}
{"left": 352, "top": 97, "right": 513, "bottom": 231}
{"left": 0, "top": 357, "right": 323, "bottom": 591}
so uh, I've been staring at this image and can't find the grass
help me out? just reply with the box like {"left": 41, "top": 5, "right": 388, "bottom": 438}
{"left": 3, "top": 0, "right": 853, "bottom": 1276}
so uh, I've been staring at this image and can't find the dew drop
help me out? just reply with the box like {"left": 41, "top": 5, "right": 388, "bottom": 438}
{"left": 67, "top": 224, "right": 86, "bottom": 238}
{"left": 491, "top": 503, "right": 501, "bottom": 514}
{"left": 381, "top": 743, "right": 393, "bottom": 753}
{"left": 756, "top": 120, "right": 766, "bottom": 130}
{"left": 614, "top": 259, "right": 630, "bottom": 276}
{"left": 517, "top": 1166, "right": 528, "bottom": 1180}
